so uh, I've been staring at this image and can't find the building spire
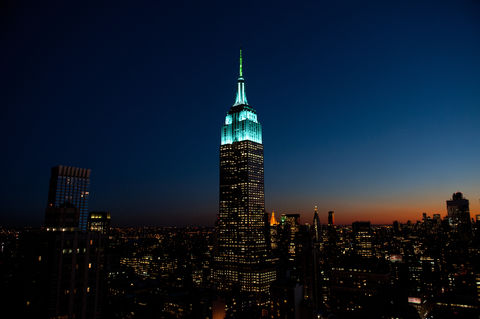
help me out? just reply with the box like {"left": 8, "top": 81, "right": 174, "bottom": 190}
{"left": 239, "top": 49, "right": 243, "bottom": 77}
{"left": 234, "top": 49, "right": 248, "bottom": 106}
{"left": 270, "top": 210, "right": 279, "bottom": 226}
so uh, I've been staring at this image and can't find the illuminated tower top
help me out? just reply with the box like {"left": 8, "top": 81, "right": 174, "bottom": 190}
{"left": 221, "top": 50, "right": 262, "bottom": 145}
{"left": 270, "top": 210, "right": 279, "bottom": 226}
{"left": 234, "top": 49, "right": 248, "bottom": 106}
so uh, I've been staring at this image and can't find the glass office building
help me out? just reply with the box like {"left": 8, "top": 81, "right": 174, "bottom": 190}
{"left": 47, "top": 165, "right": 91, "bottom": 230}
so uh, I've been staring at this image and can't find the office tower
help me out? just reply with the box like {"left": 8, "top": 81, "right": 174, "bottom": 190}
{"left": 19, "top": 230, "right": 104, "bottom": 319}
{"left": 313, "top": 206, "right": 320, "bottom": 242}
{"left": 352, "top": 221, "right": 373, "bottom": 258}
{"left": 213, "top": 51, "right": 275, "bottom": 300}
{"left": 269, "top": 211, "right": 280, "bottom": 251}
{"left": 392, "top": 221, "right": 400, "bottom": 234}
{"left": 327, "top": 211, "right": 337, "bottom": 250}
{"left": 283, "top": 214, "right": 300, "bottom": 261}
{"left": 269, "top": 211, "right": 280, "bottom": 250}
{"left": 312, "top": 206, "right": 321, "bottom": 310}
{"left": 328, "top": 211, "right": 335, "bottom": 226}
{"left": 88, "top": 211, "right": 111, "bottom": 234}
{"left": 22, "top": 166, "right": 105, "bottom": 319}
{"left": 446, "top": 192, "right": 471, "bottom": 239}
{"left": 47, "top": 165, "right": 91, "bottom": 230}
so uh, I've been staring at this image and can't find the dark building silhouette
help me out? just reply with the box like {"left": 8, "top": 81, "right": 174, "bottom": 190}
{"left": 270, "top": 280, "right": 304, "bottom": 319}
{"left": 393, "top": 220, "right": 400, "bottom": 234}
{"left": 446, "top": 192, "right": 471, "bottom": 239}
{"left": 278, "top": 214, "right": 301, "bottom": 277}
{"left": 18, "top": 230, "right": 105, "bottom": 319}
{"left": 47, "top": 165, "right": 91, "bottom": 231}
{"left": 12, "top": 166, "right": 105, "bottom": 319}
{"left": 328, "top": 211, "right": 335, "bottom": 226}
{"left": 313, "top": 206, "right": 320, "bottom": 243}
{"left": 212, "top": 51, "right": 275, "bottom": 305}
{"left": 329, "top": 260, "right": 392, "bottom": 316}
{"left": 45, "top": 204, "right": 80, "bottom": 229}
{"left": 270, "top": 211, "right": 280, "bottom": 250}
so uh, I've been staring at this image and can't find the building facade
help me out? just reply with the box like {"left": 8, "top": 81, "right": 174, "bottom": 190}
{"left": 19, "top": 230, "right": 104, "bottom": 319}
{"left": 446, "top": 192, "right": 471, "bottom": 239}
{"left": 352, "top": 221, "right": 373, "bottom": 258}
{"left": 213, "top": 51, "right": 275, "bottom": 300}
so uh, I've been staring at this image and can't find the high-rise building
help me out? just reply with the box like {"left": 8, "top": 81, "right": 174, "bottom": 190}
{"left": 352, "top": 221, "right": 373, "bottom": 258}
{"left": 213, "top": 50, "right": 275, "bottom": 301}
{"left": 446, "top": 192, "right": 471, "bottom": 239}
{"left": 19, "top": 230, "right": 104, "bottom": 319}
{"left": 313, "top": 206, "right": 320, "bottom": 242}
{"left": 47, "top": 165, "right": 91, "bottom": 230}
{"left": 283, "top": 214, "right": 300, "bottom": 262}
{"left": 88, "top": 211, "right": 111, "bottom": 234}
{"left": 312, "top": 206, "right": 321, "bottom": 309}
{"left": 328, "top": 211, "right": 335, "bottom": 227}
{"left": 269, "top": 211, "right": 280, "bottom": 250}
{"left": 18, "top": 167, "right": 103, "bottom": 318}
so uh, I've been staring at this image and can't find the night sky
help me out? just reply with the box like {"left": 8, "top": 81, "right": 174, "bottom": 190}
{"left": 2, "top": 1, "right": 480, "bottom": 226}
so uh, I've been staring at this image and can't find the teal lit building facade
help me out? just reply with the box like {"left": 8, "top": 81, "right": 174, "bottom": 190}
{"left": 220, "top": 53, "right": 262, "bottom": 145}
{"left": 213, "top": 51, "right": 275, "bottom": 303}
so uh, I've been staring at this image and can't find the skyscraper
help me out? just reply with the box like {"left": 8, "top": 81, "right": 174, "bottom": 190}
{"left": 269, "top": 211, "right": 280, "bottom": 251}
{"left": 19, "top": 230, "right": 105, "bottom": 319}
{"left": 446, "top": 192, "right": 471, "bottom": 239}
{"left": 47, "top": 165, "right": 91, "bottom": 230}
{"left": 19, "top": 166, "right": 103, "bottom": 319}
{"left": 313, "top": 206, "right": 320, "bottom": 242}
{"left": 352, "top": 221, "right": 373, "bottom": 258}
{"left": 328, "top": 211, "right": 335, "bottom": 227}
{"left": 213, "top": 50, "right": 275, "bottom": 300}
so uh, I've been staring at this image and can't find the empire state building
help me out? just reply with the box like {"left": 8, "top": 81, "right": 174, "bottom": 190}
{"left": 213, "top": 51, "right": 276, "bottom": 298}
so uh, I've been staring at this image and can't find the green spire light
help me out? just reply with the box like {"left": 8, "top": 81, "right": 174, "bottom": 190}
{"left": 239, "top": 49, "right": 243, "bottom": 77}
{"left": 233, "top": 49, "right": 248, "bottom": 106}
{"left": 222, "top": 50, "right": 261, "bottom": 145}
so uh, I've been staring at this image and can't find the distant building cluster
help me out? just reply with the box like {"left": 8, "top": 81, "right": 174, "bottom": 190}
{"left": 0, "top": 52, "right": 479, "bottom": 319}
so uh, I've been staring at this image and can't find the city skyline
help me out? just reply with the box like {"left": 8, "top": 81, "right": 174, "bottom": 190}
{"left": 3, "top": 1, "right": 480, "bottom": 226}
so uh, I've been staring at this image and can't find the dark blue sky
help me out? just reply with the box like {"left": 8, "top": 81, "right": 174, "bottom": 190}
{"left": 2, "top": 0, "right": 480, "bottom": 226}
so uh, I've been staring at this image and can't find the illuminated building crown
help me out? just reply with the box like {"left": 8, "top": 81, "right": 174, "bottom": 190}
{"left": 221, "top": 50, "right": 262, "bottom": 145}
{"left": 270, "top": 210, "right": 279, "bottom": 226}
